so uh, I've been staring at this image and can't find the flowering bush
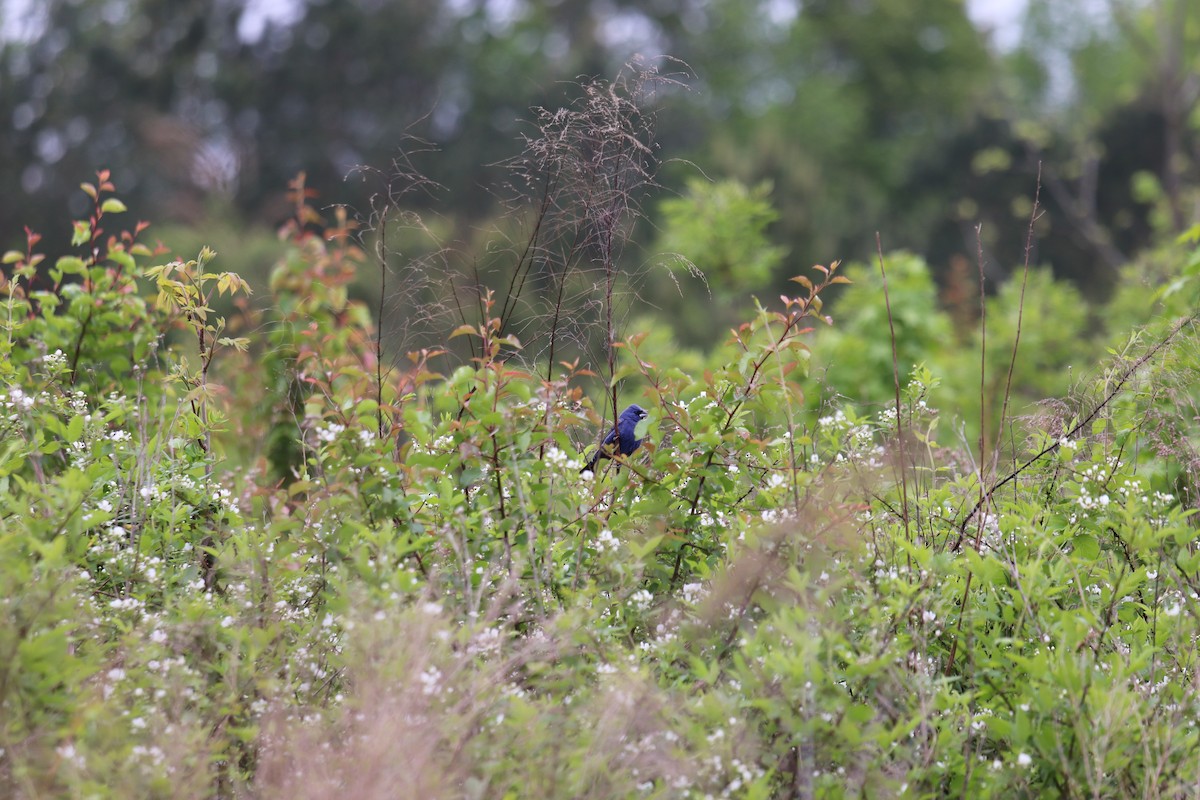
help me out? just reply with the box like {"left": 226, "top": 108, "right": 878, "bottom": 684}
{"left": 2, "top": 166, "right": 1200, "bottom": 799}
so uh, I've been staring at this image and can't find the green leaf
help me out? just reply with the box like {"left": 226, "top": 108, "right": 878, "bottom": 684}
{"left": 55, "top": 256, "right": 87, "bottom": 279}
{"left": 71, "top": 220, "right": 91, "bottom": 247}
{"left": 459, "top": 467, "right": 484, "bottom": 486}
{"left": 100, "top": 198, "right": 128, "bottom": 214}
{"left": 217, "top": 337, "right": 251, "bottom": 352}
{"left": 106, "top": 250, "right": 136, "bottom": 273}
{"left": 845, "top": 703, "right": 875, "bottom": 725}
{"left": 1071, "top": 534, "right": 1100, "bottom": 560}
{"left": 2, "top": 250, "right": 23, "bottom": 264}
{"left": 66, "top": 415, "right": 84, "bottom": 444}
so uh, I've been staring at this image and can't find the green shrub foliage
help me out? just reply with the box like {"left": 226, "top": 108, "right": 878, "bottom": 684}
{"left": 3, "top": 165, "right": 1200, "bottom": 800}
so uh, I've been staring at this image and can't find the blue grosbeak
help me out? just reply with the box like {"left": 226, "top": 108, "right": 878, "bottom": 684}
{"left": 580, "top": 403, "right": 649, "bottom": 475}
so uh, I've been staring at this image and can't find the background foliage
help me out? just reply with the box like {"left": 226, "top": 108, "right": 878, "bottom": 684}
{"left": 3, "top": 0, "right": 1200, "bottom": 325}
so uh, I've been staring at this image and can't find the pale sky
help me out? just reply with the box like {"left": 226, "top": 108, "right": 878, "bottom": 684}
{"left": 3, "top": 0, "right": 1031, "bottom": 47}
{"left": 966, "top": 0, "right": 1029, "bottom": 49}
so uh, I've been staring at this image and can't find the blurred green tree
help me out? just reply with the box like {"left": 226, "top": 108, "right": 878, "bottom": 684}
{"left": 656, "top": 177, "right": 785, "bottom": 292}
{"left": 1, "top": 0, "right": 1198, "bottom": 317}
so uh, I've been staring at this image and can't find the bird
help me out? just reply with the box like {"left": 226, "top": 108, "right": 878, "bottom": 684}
{"left": 580, "top": 403, "right": 649, "bottom": 476}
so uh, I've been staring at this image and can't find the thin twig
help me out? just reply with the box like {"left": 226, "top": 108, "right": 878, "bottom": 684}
{"left": 375, "top": 200, "right": 388, "bottom": 440}
{"left": 876, "top": 234, "right": 910, "bottom": 542}
{"left": 996, "top": 163, "right": 1042, "bottom": 459}
{"left": 975, "top": 223, "right": 987, "bottom": 471}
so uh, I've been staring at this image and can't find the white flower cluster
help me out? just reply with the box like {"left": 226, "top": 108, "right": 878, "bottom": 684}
{"left": 418, "top": 666, "right": 443, "bottom": 696}
{"left": 817, "top": 409, "right": 848, "bottom": 430}
{"left": 681, "top": 582, "right": 707, "bottom": 605}
{"left": 544, "top": 445, "right": 582, "bottom": 471}
{"left": 1, "top": 385, "right": 36, "bottom": 414}
{"left": 315, "top": 421, "right": 345, "bottom": 444}
{"left": 595, "top": 528, "right": 619, "bottom": 553}
{"left": 42, "top": 349, "right": 67, "bottom": 370}
{"left": 628, "top": 589, "right": 653, "bottom": 612}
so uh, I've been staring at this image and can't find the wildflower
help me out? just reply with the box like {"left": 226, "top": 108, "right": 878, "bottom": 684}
{"left": 316, "top": 422, "right": 344, "bottom": 443}
{"left": 595, "top": 528, "right": 618, "bottom": 553}
{"left": 56, "top": 743, "right": 85, "bottom": 769}
{"left": 418, "top": 667, "right": 442, "bottom": 696}
{"left": 629, "top": 589, "right": 653, "bottom": 611}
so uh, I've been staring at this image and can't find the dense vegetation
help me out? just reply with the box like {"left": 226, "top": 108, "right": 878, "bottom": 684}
{"left": 4, "top": 62, "right": 1200, "bottom": 798}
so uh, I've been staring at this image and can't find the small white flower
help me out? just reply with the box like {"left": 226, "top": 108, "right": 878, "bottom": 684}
{"left": 1017, "top": 752, "right": 1032, "bottom": 767}
{"left": 316, "top": 422, "right": 345, "bottom": 443}
{"left": 418, "top": 667, "right": 442, "bottom": 696}
{"left": 681, "top": 582, "right": 706, "bottom": 605}
{"left": 595, "top": 528, "right": 618, "bottom": 553}
{"left": 56, "top": 742, "right": 85, "bottom": 768}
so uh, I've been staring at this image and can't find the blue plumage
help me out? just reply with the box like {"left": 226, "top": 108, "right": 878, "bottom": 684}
{"left": 580, "top": 403, "right": 648, "bottom": 475}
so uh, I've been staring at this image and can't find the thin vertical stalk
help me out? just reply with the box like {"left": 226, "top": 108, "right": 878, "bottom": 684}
{"left": 876, "top": 234, "right": 910, "bottom": 542}
{"left": 996, "top": 164, "right": 1042, "bottom": 458}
